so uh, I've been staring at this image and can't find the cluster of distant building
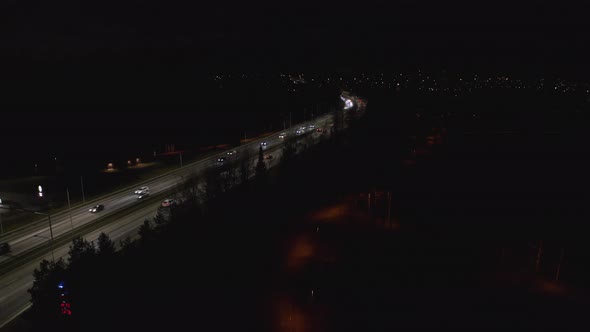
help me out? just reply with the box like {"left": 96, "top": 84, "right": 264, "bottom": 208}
{"left": 210, "top": 72, "right": 590, "bottom": 97}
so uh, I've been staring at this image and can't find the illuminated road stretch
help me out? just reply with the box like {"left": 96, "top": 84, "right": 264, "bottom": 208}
{"left": 0, "top": 98, "right": 363, "bottom": 327}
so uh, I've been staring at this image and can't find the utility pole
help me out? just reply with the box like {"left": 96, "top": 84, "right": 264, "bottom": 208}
{"left": 289, "top": 112, "right": 292, "bottom": 128}
{"left": 48, "top": 214, "right": 54, "bottom": 255}
{"left": 33, "top": 214, "right": 55, "bottom": 263}
{"left": 80, "top": 176, "right": 86, "bottom": 204}
{"left": 179, "top": 151, "right": 183, "bottom": 168}
{"left": 66, "top": 188, "right": 74, "bottom": 231}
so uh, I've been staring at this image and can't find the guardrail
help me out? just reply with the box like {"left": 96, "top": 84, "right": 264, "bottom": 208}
{"left": 0, "top": 120, "right": 322, "bottom": 240}
{"left": 0, "top": 189, "right": 173, "bottom": 278}
{"left": 0, "top": 115, "right": 334, "bottom": 254}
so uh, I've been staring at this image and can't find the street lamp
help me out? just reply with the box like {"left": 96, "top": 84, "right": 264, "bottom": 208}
{"left": 66, "top": 188, "right": 74, "bottom": 231}
{"left": 0, "top": 206, "right": 55, "bottom": 262}
{"left": 33, "top": 211, "right": 55, "bottom": 250}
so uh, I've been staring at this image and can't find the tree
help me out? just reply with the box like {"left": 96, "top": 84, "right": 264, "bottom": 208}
{"left": 239, "top": 148, "right": 252, "bottom": 184}
{"left": 119, "top": 236, "right": 135, "bottom": 252}
{"left": 223, "top": 158, "right": 239, "bottom": 190}
{"left": 332, "top": 106, "right": 344, "bottom": 139}
{"left": 28, "top": 258, "right": 67, "bottom": 323}
{"left": 67, "top": 236, "right": 96, "bottom": 266}
{"left": 301, "top": 129, "right": 316, "bottom": 151}
{"left": 153, "top": 210, "right": 170, "bottom": 228}
{"left": 180, "top": 172, "right": 200, "bottom": 207}
{"left": 255, "top": 146, "right": 267, "bottom": 177}
{"left": 29, "top": 258, "right": 67, "bottom": 306}
{"left": 201, "top": 167, "right": 222, "bottom": 202}
{"left": 280, "top": 134, "right": 298, "bottom": 167}
{"left": 217, "top": 158, "right": 239, "bottom": 192}
{"left": 97, "top": 232, "right": 115, "bottom": 256}
{"left": 138, "top": 219, "right": 154, "bottom": 243}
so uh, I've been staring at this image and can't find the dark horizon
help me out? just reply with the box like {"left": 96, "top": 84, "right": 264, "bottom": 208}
{"left": 2, "top": 1, "right": 590, "bottom": 89}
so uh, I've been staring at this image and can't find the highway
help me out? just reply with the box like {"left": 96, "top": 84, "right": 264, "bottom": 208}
{"left": 0, "top": 98, "right": 360, "bottom": 328}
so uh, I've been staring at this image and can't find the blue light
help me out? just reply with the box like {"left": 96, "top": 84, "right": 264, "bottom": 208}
{"left": 58, "top": 281, "right": 65, "bottom": 289}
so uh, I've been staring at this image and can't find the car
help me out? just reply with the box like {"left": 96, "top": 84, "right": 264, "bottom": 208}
{"left": 89, "top": 204, "right": 105, "bottom": 213}
{"left": 227, "top": 150, "right": 237, "bottom": 156}
{"left": 278, "top": 133, "right": 286, "bottom": 139}
{"left": 299, "top": 126, "right": 306, "bottom": 131}
{"left": 137, "top": 192, "right": 150, "bottom": 199}
{"left": 0, "top": 242, "right": 11, "bottom": 255}
{"left": 296, "top": 130, "right": 303, "bottom": 135}
{"left": 161, "top": 199, "right": 177, "bottom": 207}
{"left": 260, "top": 141, "right": 267, "bottom": 147}
{"left": 134, "top": 186, "right": 149, "bottom": 195}
{"left": 217, "top": 157, "right": 226, "bottom": 163}
{"left": 316, "top": 128, "right": 324, "bottom": 133}
{"left": 309, "top": 124, "right": 315, "bottom": 129}
{"left": 264, "top": 155, "right": 273, "bottom": 160}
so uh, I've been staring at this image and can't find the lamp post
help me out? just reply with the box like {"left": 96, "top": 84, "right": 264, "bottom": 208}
{"left": 33, "top": 212, "right": 54, "bottom": 253}
{"left": 0, "top": 206, "right": 55, "bottom": 261}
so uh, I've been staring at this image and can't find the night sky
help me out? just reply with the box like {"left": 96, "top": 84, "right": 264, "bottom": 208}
{"left": 1, "top": 0, "right": 590, "bottom": 173}
{"left": 1, "top": 1, "right": 589, "bottom": 76}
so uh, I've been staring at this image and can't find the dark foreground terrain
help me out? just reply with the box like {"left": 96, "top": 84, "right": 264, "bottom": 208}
{"left": 13, "top": 93, "right": 590, "bottom": 332}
